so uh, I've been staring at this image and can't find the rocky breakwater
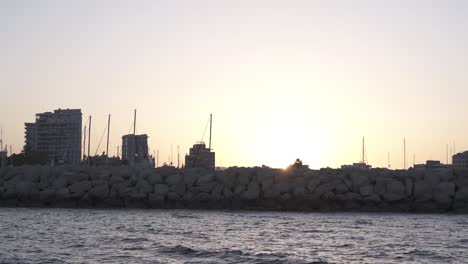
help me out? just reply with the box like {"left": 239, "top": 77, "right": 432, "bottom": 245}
{"left": 0, "top": 165, "right": 468, "bottom": 213}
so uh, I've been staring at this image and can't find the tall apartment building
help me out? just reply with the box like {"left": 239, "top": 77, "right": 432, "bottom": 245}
{"left": 453, "top": 151, "right": 468, "bottom": 169}
{"left": 25, "top": 109, "right": 82, "bottom": 164}
{"left": 185, "top": 142, "right": 215, "bottom": 170}
{"left": 121, "top": 134, "right": 151, "bottom": 167}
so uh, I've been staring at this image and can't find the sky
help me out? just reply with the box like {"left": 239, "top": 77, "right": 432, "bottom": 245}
{"left": 1, "top": 0, "right": 468, "bottom": 169}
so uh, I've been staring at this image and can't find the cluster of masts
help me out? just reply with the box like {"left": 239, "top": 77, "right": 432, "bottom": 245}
{"left": 81, "top": 110, "right": 213, "bottom": 168}
{"left": 360, "top": 136, "right": 458, "bottom": 169}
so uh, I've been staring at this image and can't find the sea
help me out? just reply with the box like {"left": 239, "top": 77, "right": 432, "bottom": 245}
{"left": 0, "top": 208, "right": 467, "bottom": 264}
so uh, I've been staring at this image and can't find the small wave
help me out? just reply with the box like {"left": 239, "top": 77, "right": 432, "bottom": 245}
{"left": 123, "top": 246, "right": 144, "bottom": 251}
{"left": 121, "top": 237, "right": 149, "bottom": 243}
{"left": 354, "top": 219, "right": 372, "bottom": 225}
{"left": 171, "top": 213, "right": 200, "bottom": 219}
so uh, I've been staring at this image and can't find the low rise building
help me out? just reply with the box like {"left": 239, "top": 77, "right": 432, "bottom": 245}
{"left": 453, "top": 151, "right": 468, "bottom": 169}
{"left": 185, "top": 142, "right": 215, "bottom": 170}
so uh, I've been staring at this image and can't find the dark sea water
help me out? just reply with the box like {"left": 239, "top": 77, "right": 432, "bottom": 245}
{"left": 0, "top": 208, "right": 467, "bottom": 264}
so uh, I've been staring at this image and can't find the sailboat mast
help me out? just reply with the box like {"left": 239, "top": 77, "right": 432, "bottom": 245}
{"left": 106, "top": 114, "right": 111, "bottom": 156}
{"left": 209, "top": 114, "right": 212, "bottom": 151}
{"left": 403, "top": 138, "right": 406, "bottom": 170}
{"left": 88, "top": 116, "right": 92, "bottom": 165}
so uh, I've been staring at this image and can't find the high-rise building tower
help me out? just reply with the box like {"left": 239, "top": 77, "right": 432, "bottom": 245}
{"left": 25, "top": 109, "right": 82, "bottom": 164}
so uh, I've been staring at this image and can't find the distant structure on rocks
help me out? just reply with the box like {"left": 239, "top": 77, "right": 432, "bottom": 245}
{"left": 414, "top": 160, "right": 450, "bottom": 169}
{"left": 122, "top": 134, "right": 153, "bottom": 167}
{"left": 453, "top": 151, "right": 468, "bottom": 169}
{"left": 185, "top": 142, "right": 215, "bottom": 170}
{"left": 24, "top": 108, "right": 82, "bottom": 164}
{"left": 185, "top": 114, "right": 215, "bottom": 170}
{"left": 121, "top": 109, "right": 154, "bottom": 168}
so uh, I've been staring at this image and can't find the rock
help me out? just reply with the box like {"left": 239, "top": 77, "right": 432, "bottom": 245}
{"left": 89, "top": 184, "right": 109, "bottom": 200}
{"left": 359, "top": 185, "right": 374, "bottom": 197}
{"left": 234, "top": 185, "right": 246, "bottom": 195}
{"left": 274, "top": 180, "right": 290, "bottom": 194}
{"left": 154, "top": 184, "right": 169, "bottom": 196}
{"left": 195, "top": 192, "right": 211, "bottom": 201}
{"left": 195, "top": 182, "right": 216, "bottom": 193}
{"left": 433, "top": 182, "right": 455, "bottom": 204}
{"left": 55, "top": 188, "right": 70, "bottom": 200}
{"left": 292, "top": 187, "right": 306, "bottom": 197}
{"left": 109, "top": 175, "right": 125, "bottom": 186}
{"left": 306, "top": 178, "right": 320, "bottom": 192}
{"left": 350, "top": 173, "right": 369, "bottom": 193}
{"left": 197, "top": 174, "right": 215, "bottom": 185}
{"left": 136, "top": 179, "right": 152, "bottom": 194}
{"left": 148, "top": 193, "right": 164, "bottom": 202}
{"left": 241, "top": 182, "right": 260, "bottom": 200}
{"left": 211, "top": 184, "right": 223, "bottom": 200}
{"left": 312, "top": 183, "right": 333, "bottom": 198}
{"left": 236, "top": 169, "right": 251, "bottom": 185}
{"left": 405, "top": 178, "right": 413, "bottom": 196}
{"left": 424, "top": 171, "right": 440, "bottom": 187}
{"left": 172, "top": 182, "right": 186, "bottom": 196}
{"left": 222, "top": 187, "right": 233, "bottom": 198}
{"left": 69, "top": 181, "right": 92, "bottom": 198}
{"left": 65, "top": 172, "right": 89, "bottom": 184}
{"left": 216, "top": 171, "right": 236, "bottom": 188}
{"left": 382, "top": 192, "right": 405, "bottom": 202}
{"left": 39, "top": 189, "right": 56, "bottom": 202}
{"left": 386, "top": 180, "right": 405, "bottom": 196}
{"left": 363, "top": 194, "right": 381, "bottom": 203}
{"left": 147, "top": 173, "right": 163, "bottom": 185}
{"left": 167, "top": 192, "right": 181, "bottom": 201}
{"left": 166, "top": 174, "right": 183, "bottom": 185}
{"left": 335, "top": 183, "right": 349, "bottom": 194}
{"left": 414, "top": 181, "right": 432, "bottom": 202}
{"left": 455, "top": 187, "right": 468, "bottom": 201}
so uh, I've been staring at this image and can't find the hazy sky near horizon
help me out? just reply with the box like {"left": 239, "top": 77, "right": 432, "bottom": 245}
{"left": 1, "top": 0, "right": 468, "bottom": 169}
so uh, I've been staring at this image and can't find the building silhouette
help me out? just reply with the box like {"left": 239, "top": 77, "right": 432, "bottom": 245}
{"left": 24, "top": 109, "right": 82, "bottom": 164}
{"left": 121, "top": 134, "right": 152, "bottom": 167}
{"left": 185, "top": 142, "right": 215, "bottom": 170}
{"left": 453, "top": 151, "right": 468, "bottom": 169}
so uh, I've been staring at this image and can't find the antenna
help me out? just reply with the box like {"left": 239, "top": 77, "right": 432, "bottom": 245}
{"left": 209, "top": 114, "right": 213, "bottom": 151}
{"left": 83, "top": 124, "right": 87, "bottom": 160}
{"left": 403, "top": 138, "right": 406, "bottom": 170}
{"left": 388, "top": 152, "right": 391, "bottom": 169}
{"left": 177, "top": 145, "right": 180, "bottom": 168}
{"left": 0, "top": 123, "right": 3, "bottom": 151}
{"left": 362, "top": 136, "right": 365, "bottom": 163}
{"left": 88, "top": 115, "right": 92, "bottom": 165}
{"left": 157, "top": 149, "right": 159, "bottom": 168}
{"left": 106, "top": 114, "right": 111, "bottom": 156}
{"left": 117, "top": 146, "right": 120, "bottom": 158}
{"left": 446, "top": 144, "right": 449, "bottom": 164}
{"left": 133, "top": 109, "right": 137, "bottom": 135}
{"left": 413, "top": 153, "right": 415, "bottom": 167}
{"left": 170, "top": 144, "right": 173, "bottom": 166}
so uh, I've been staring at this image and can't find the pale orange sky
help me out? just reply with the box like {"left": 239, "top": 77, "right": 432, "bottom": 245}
{"left": 1, "top": 1, "right": 468, "bottom": 169}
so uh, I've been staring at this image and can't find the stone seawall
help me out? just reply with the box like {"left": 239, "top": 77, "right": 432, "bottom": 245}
{"left": 1, "top": 165, "right": 468, "bottom": 213}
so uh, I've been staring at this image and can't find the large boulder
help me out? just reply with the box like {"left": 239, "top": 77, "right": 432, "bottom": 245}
{"left": 154, "top": 184, "right": 169, "bottom": 196}
{"left": 89, "top": 184, "right": 109, "bottom": 200}
{"left": 359, "top": 185, "right": 374, "bottom": 197}
{"left": 166, "top": 174, "right": 183, "bottom": 185}
{"left": 147, "top": 173, "right": 163, "bottom": 185}
{"left": 69, "top": 181, "right": 92, "bottom": 198}
{"left": 241, "top": 182, "right": 260, "bottom": 200}
{"left": 136, "top": 179, "right": 152, "bottom": 194}
{"left": 197, "top": 174, "right": 215, "bottom": 185}
{"left": 433, "top": 182, "right": 455, "bottom": 204}
{"left": 414, "top": 181, "right": 433, "bottom": 202}
{"left": 455, "top": 187, "right": 468, "bottom": 202}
